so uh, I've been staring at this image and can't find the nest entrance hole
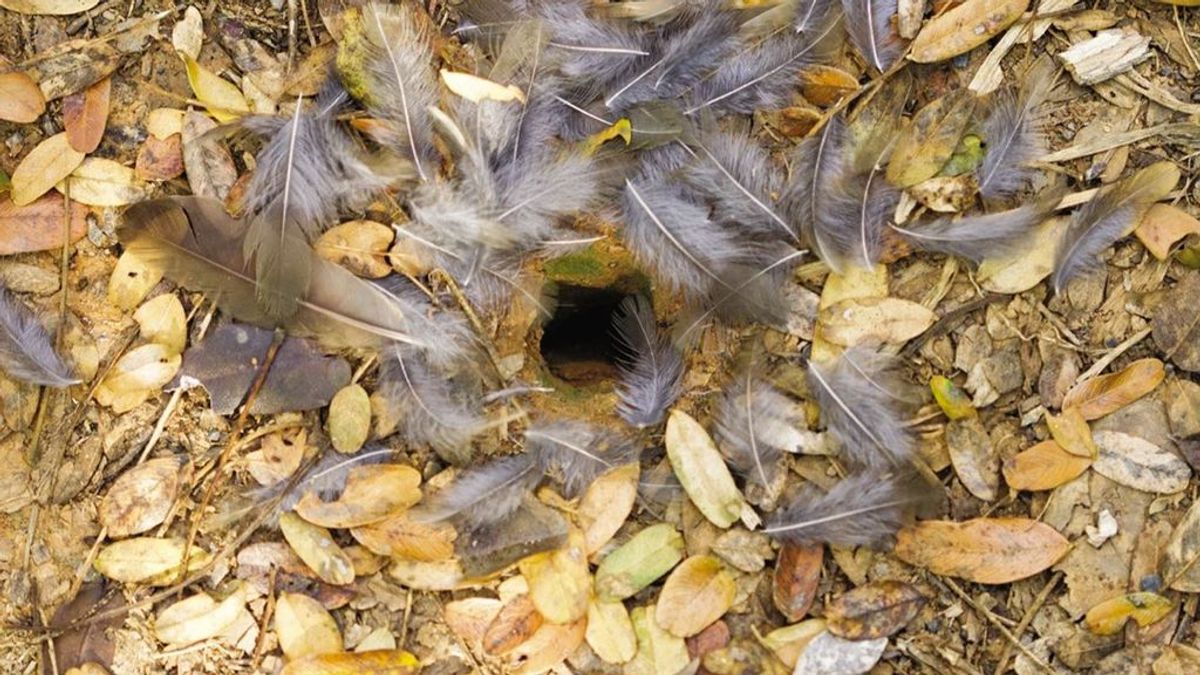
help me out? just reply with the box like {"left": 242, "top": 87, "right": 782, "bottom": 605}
{"left": 540, "top": 284, "right": 631, "bottom": 383}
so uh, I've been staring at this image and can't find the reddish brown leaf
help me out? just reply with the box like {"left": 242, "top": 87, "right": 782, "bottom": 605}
{"left": 482, "top": 594, "right": 543, "bottom": 655}
{"left": 135, "top": 134, "right": 184, "bottom": 182}
{"left": 773, "top": 543, "right": 823, "bottom": 622}
{"left": 0, "top": 193, "right": 88, "bottom": 254}
{"left": 49, "top": 582, "right": 126, "bottom": 670}
{"left": 62, "top": 76, "right": 110, "bottom": 154}
{"left": 686, "top": 620, "right": 730, "bottom": 660}
{"left": 825, "top": 580, "right": 926, "bottom": 640}
{"left": 0, "top": 70, "right": 46, "bottom": 123}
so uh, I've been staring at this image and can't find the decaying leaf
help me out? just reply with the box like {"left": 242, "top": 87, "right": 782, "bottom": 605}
{"left": 274, "top": 591, "right": 343, "bottom": 660}
{"left": 825, "top": 580, "right": 925, "bottom": 640}
{"left": 762, "top": 619, "right": 826, "bottom": 669}
{"left": 279, "top": 512, "right": 356, "bottom": 585}
{"left": 62, "top": 77, "right": 110, "bottom": 154}
{"left": 627, "top": 604, "right": 690, "bottom": 675}
{"left": 518, "top": 528, "right": 590, "bottom": 624}
{"left": 50, "top": 582, "right": 125, "bottom": 670}
{"left": 0, "top": 70, "right": 46, "bottom": 123}
{"left": 280, "top": 650, "right": 421, "bottom": 674}
{"left": 294, "top": 464, "right": 421, "bottom": 528}
{"left": 24, "top": 37, "right": 120, "bottom": 101}
{"left": 1002, "top": 440, "right": 1092, "bottom": 491}
{"left": 246, "top": 430, "right": 305, "bottom": 487}
{"left": 894, "top": 518, "right": 1070, "bottom": 584}
{"left": 181, "top": 110, "right": 237, "bottom": 201}
{"left": 483, "top": 594, "right": 542, "bottom": 655}
{"left": 94, "top": 343, "right": 182, "bottom": 413}
{"left": 773, "top": 543, "right": 823, "bottom": 622}
{"left": 93, "top": 537, "right": 209, "bottom": 584}
{"left": 1091, "top": 430, "right": 1191, "bottom": 494}
{"left": 154, "top": 584, "right": 250, "bottom": 647}
{"left": 910, "top": 0, "right": 1028, "bottom": 63}
{"left": 505, "top": 616, "right": 586, "bottom": 674}
{"left": 1165, "top": 499, "right": 1200, "bottom": 591}
{"left": 133, "top": 293, "right": 187, "bottom": 356}
{"left": 1046, "top": 407, "right": 1097, "bottom": 458}
{"left": 793, "top": 630, "right": 887, "bottom": 675}
{"left": 594, "top": 523, "right": 685, "bottom": 601}
{"left": 327, "top": 384, "right": 372, "bottom": 453}
{"left": 587, "top": 599, "right": 637, "bottom": 664}
{"left": 0, "top": 193, "right": 89, "bottom": 255}
{"left": 1062, "top": 358, "right": 1164, "bottom": 420}
{"left": 946, "top": 416, "right": 1000, "bottom": 501}
{"left": 181, "top": 54, "right": 249, "bottom": 123}
{"left": 665, "top": 409, "right": 753, "bottom": 529}
{"left": 654, "top": 555, "right": 736, "bottom": 638}
{"left": 136, "top": 133, "right": 185, "bottom": 182}
{"left": 107, "top": 250, "right": 162, "bottom": 311}
{"left": 1136, "top": 204, "right": 1200, "bottom": 260}
{"left": 11, "top": 132, "right": 85, "bottom": 206}
{"left": 930, "top": 375, "right": 975, "bottom": 420}
{"left": 99, "top": 456, "right": 186, "bottom": 538}
{"left": 579, "top": 463, "right": 639, "bottom": 555}
{"left": 1084, "top": 592, "right": 1173, "bottom": 635}
{"left": 351, "top": 510, "right": 456, "bottom": 561}
{"left": 886, "top": 89, "right": 976, "bottom": 187}
{"left": 444, "top": 597, "right": 503, "bottom": 646}
{"left": 314, "top": 220, "right": 395, "bottom": 279}
{"left": 817, "top": 297, "right": 936, "bottom": 346}
{"left": 57, "top": 157, "right": 148, "bottom": 207}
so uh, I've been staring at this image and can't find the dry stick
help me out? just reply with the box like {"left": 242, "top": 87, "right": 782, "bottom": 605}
{"left": 179, "top": 330, "right": 286, "bottom": 585}
{"left": 992, "top": 572, "right": 1063, "bottom": 675}
{"left": 1072, "top": 326, "right": 1153, "bottom": 387}
{"left": 250, "top": 565, "right": 278, "bottom": 671}
{"left": 933, "top": 577, "right": 1056, "bottom": 675}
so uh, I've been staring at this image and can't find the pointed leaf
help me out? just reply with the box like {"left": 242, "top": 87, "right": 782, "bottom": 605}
{"left": 894, "top": 518, "right": 1070, "bottom": 584}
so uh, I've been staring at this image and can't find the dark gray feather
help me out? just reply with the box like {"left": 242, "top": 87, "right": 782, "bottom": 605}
{"left": 612, "top": 296, "right": 684, "bottom": 428}
{"left": 526, "top": 419, "right": 639, "bottom": 497}
{"left": 765, "top": 470, "right": 928, "bottom": 547}
{"left": 0, "top": 285, "right": 77, "bottom": 387}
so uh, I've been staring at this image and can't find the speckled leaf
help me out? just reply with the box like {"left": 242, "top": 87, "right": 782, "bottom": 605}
{"left": 895, "top": 518, "right": 1070, "bottom": 584}
{"left": 99, "top": 456, "right": 186, "bottom": 538}
{"left": 946, "top": 416, "right": 1000, "bottom": 501}
{"left": 274, "top": 592, "right": 342, "bottom": 660}
{"left": 107, "top": 250, "right": 162, "bottom": 311}
{"left": 1084, "top": 592, "right": 1173, "bottom": 635}
{"left": 773, "top": 543, "right": 823, "bottom": 622}
{"left": 351, "top": 510, "right": 456, "bottom": 561}
{"left": 793, "top": 631, "right": 887, "bottom": 675}
{"left": 825, "top": 580, "right": 925, "bottom": 640}
{"left": 1092, "top": 430, "right": 1190, "bottom": 494}
{"left": 886, "top": 89, "right": 977, "bottom": 187}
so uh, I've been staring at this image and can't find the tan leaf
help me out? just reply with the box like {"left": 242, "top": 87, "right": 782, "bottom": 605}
{"left": 579, "top": 463, "right": 639, "bottom": 555}
{"left": 154, "top": 584, "right": 249, "bottom": 647}
{"left": 94, "top": 344, "right": 182, "bottom": 413}
{"left": 279, "top": 512, "right": 355, "bottom": 585}
{"left": 280, "top": 650, "right": 420, "bottom": 674}
{"left": 62, "top": 77, "right": 110, "bottom": 154}
{"left": 99, "top": 456, "right": 185, "bottom": 538}
{"left": 93, "top": 537, "right": 208, "bottom": 584}
{"left": 1046, "top": 407, "right": 1097, "bottom": 458}
{"left": 505, "top": 616, "right": 586, "bottom": 674}
{"left": 978, "top": 217, "right": 1068, "bottom": 294}
{"left": 443, "top": 597, "right": 502, "bottom": 646}
{"left": 773, "top": 543, "right": 823, "bottom": 622}
{"left": 1154, "top": 645, "right": 1200, "bottom": 675}
{"left": 1062, "top": 358, "right": 1165, "bottom": 420}
{"left": 314, "top": 220, "right": 395, "bottom": 279}
{"left": 274, "top": 592, "right": 343, "bottom": 660}
{"left": 910, "top": 0, "right": 1029, "bottom": 63}
{"left": 1136, "top": 204, "right": 1200, "bottom": 260}
{"left": 626, "top": 604, "right": 689, "bottom": 675}
{"left": 1002, "top": 440, "right": 1092, "bottom": 491}
{"left": 106, "top": 250, "right": 163, "bottom": 311}
{"left": 146, "top": 108, "right": 185, "bottom": 140}
{"left": 135, "top": 134, "right": 185, "bottom": 182}
{"left": 594, "top": 523, "right": 684, "bottom": 601}
{"left": 894, "top": 518, "right": 1070, "bottom": 584}
{"left": 326, "top": 384, "right": 372, "bottom": 453}
{"left": 440, "top": 70, "right": 526, "bottom": 103}
{"left": 294, "top": 464, "right": 421, "bottom": 529}
{"left": 825, "top": 580, "right": 926, "bottom": 640}
{"left": 0, "top": 193, "right": 89, "bottom": 255}
{"left": 133, "top": 293, "right": 187, "bottom": 355}
{"left": 483, "top": 594, "right": 543, "bottom": 655}
{"left": 350, "top": 510, "right": 456, "bottom": 561}
{"left": 387, "top": 557, "right": 470, "bottom": 591}
{"left": 946, "top": 416, "right": 1000, "bottom": 501}
{"left": 654, "top": 555, "right": 736, "bottom": 638}
{"left": 818, "top": 297, "right": 936, "bottom": 347}
{"left": 762, "top": 619, "right": 826, "bottom": 668}
{"left": 800, "top": 65, "right": 859, "bottom": 106}
{"left": 1084, "top": 592, "right": 1173, "bottom": 635}
{"left": 181, "top": 54, "right": 248, "bottom": 123}
{"left": 793, "top": 631, "right": 887, "bottom": 675}
{"left": 57, "top": 157, "right": 149, "bottom": 207}
{"left": 11, "top": 133, "right": 85, "bottom": 206}
{"left": 665, "top": 409, "right": 752, "bottom": 529}
{"left": 171, "top": 6, "right": 204, "bottom": 60}
{"left": 0, "top": 71, "right": 46, "bottom": 123}
{"left": 1153, "top": 272, "right": 1200, "bottom": 373}
{"left": 1091, "top": 430, "right": 1191, "bottom": 494}
{"left": 1165, "top": 499, "right": 1200, "bottom": 591}
{"left": 586, "top": 599, "right": 637, "bottom": 664}
{"left": 518, "top": 528, "right": 590, "bottom": 624}
{"left": 0, "top": 0, "right": 100, "bottom": 13}
{"left": 246, "top": 430, "right": 306, "bottom": 487}
{"left": 886, "top": 89, "right": 976, "bottom": 187}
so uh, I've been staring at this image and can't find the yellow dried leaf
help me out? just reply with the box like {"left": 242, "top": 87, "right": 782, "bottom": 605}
{"left": 440, "top": 70, "right": 526, "bottom": 103}
{"left": 93, "top": 537, "right": 208, "bottom": 584}
{"left": 295, "top": 464, "right": 421, "bottom": 528}
{"left": 94, "top": 344, "right": 181, "bottom": 413}
{"left": 326, "top": 384, "right": 372, "bottom": 453}
{"left": 762, "top": 619, "right": 827, "bottom": 668}
{"left": 800, "top": 65, "right": 859, "bottom": 106}
{"left": 910, "top": 0, "right": 1029, "bottom": 63}
{"left": 978, "top": 217, "right": 1068, "bottom": 294}
{"left": 11, "top": 132, "right": 85, "bottom": 206}
{"left": 818, "top": 297, "right": 936, "bottom": 346}
{"left": 518, "top": 529, "right": 590, "bottom": 624}
{"left": 627, "top": 604, "right": 689, "bottom": 675}
{"left": 930, "top": 375, "right": 975, "bottom": 420}
{"left": 279, "top": 512, "right": 356, "bottom": 585}
{"left": 246, "top": 429, "right": 305, "bottom": 486}
{"left": 443, "top": 597, "right": 502, "bottom": 646}
{"left": 886, "top": 89, "right": 976, "bottom": 188}
{"left": 586, "top": 599, "right": 637, "bottom": 664}
{"left": 654, "top": 555, "right": 736, "bottom": 638}
{"left": 133, "top": 293, "right": 187, "bottom": 355}
{"left": 146, "top": 108, "right": 186, "bottom": 140}
{"left": 1002, "top": 440, "right": 1092, "bottom": 491}
{"left": 1084, "top": 592, "right": 1173, "bottom": 635}
{"left": 581, "top": 118, "right": 632, "bottom": 156}
{"left": 579, "top": 463, "right": 639, "bottom": 554}
{"left": 275, "top": 592, "right": 343, "bottom": 660}
{"left": 56, "top": 157, "right": 148, "bottom": 207}
{"left": 154, "top": 584, "right": 249, "bottom": 647}
{"left": 351, "top": 510, "right": 456, "bottom": 561}
{"left": 107, "top": 250, "right": 163, "bottom": 311}
{"left": 594, "top": 523, "right": 684, "bottom": 601}
{"left": 895, "top": 518, "right": 1070, "bottom": 584}
{"left": 1062, "top": 358, "right": 1165, "bottom": 420}
{"left": 314, "top": 220, "right": 394, "bottom": 279}
{"left": 1046, "top": 407, "right": 1097, "bottom": 458}
{"left": 665, "top": 409, "right": 752, "bottom": 529}
{"left": 1136, "top": 204, "right": 1200, "bottom": 260}
{"left": 280, "top": 650, "right": 421, "bottom": 674}
{"left": 180, "top": 54, "right": 249, "bottom": 123}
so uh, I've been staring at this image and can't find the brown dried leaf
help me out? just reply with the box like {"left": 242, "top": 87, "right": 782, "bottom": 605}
{"left": 1063, "top": 358, "right": 1165, "bottom": 420}
{"left": 350, "top": 510, "right": 456, "bottom": 561}
{"left": 800, "top": 65, "right": 859, "bottom": 106}
{"left": 1136, "top": 204, "right": 1200, "bottom": 260}
{"left": 1084, "top": 592, "right": 1173, "bottom": 635}
{"left": 181, "top": 110, "right": 237, "bottom": 201}
{"left": 63, "top": 77, "right": 110, "bottom": 154}
{"left": 825, "top": 580, "right": 926, "bottom": 640}
{"left": 0, "top": 192, "right": 88, "bottom": 254}
{"left": 773, "top": 543, "right": 823, "bottom": 622}
{"left": 24, "top": 38, "right": 119, "bottom": 101}
{"left": 274, "top": 592, "right": 343, "bottom": 660}
{"left": 295, "top": 464, "right": 421, "bottom": 529}
{"left": 50, "top": 582, "right": 124, "bottom": 670}
{"left": 11, "top": 132, "right": 85, "bottom": 206}
{"left": 483, "top": 594, "right": 543, "bottom": 655}
{"left": 99, "top": 456, "right": 185, "bottom": 538}
{"left": 886, "top": 89, "right": 977, "bottom": 187}
{"left": 654, "top": 555, "right": 736, "bottom": 638}
{"left": 135, "top": 134, "right": 184, "bottom": 182}
{"left": 1003, "top": 440, "right": 1092, "bottom": 491}
{"left": 1046, "top": 407, "right": 1097, "bottom": 458}
{"left": 279, "top": 512, "right": 356, "bottom": 585}
{"left": 946, "top": 416, "right": 1000, "bottom": 501}
{"left": 894, "top": 518, "right": 1070, "bottom": 584}
{"left": 0, "top": 70, "right": 45, "bottom": 123}
{"left": 245, "top": 430, "right": 305, "bottom": 487}
{"left": 910, "top": 0, "right": 1028, "bottom": 63}
{"left": 314, "top": 220, "right": 394, "bottom": 278}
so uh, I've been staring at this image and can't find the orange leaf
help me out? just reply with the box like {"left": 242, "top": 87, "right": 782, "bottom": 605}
{"left": 0, "top": 71, "right": 46, "bottom": 123}
{"left": 1084, "top": 592, "right": 1173, "bottom": 635}
{"left": 1136, "top": 204, "right": 1200, "bottom": 260}
{"left": 294, "top": 464, "right": 421, "bottom": 529}
{"left": 773, "top": 543, "right": 823, "bottom": 622}
{"left": 1003, "top": 440, "right": 1092, "bottom": 491}
{"left": 0, "top": 192, "right": 89, "bottom": 254}
{"left": 894, "top": 518, "right": 1070, "bottom": 584}
{"left": 350, "top": 510, "right": 455, "bottom": 562}
{"left": 800, "top": 65, "right": 859, "bottom": 107}
{"left": 63, "top": 76, "right": 110, "bottom": 153}
{"left": 136, "top": 134, "right": 185, "bottom": 182}
{"left": 1045, "top": 407, "right": 1097, "bottom": 458}
{"left": 280, "top": 649, "right": 420, "bottom": 674}
{"left": 1062, "top": 358, "right": 1165, "bottom": 420}
{"left": 483, "top": 595, "right": 543, "bottom": 656}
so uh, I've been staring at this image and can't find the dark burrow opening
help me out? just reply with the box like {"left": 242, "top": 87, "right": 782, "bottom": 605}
{"left": 540, "top": 284, "right": 632, "bottom": 383}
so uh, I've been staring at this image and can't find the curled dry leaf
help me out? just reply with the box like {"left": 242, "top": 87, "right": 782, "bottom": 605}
{"left": 665, "top": 409, "right": 752, "bottom": 529}
{"left": 1062, "top": 358, "right": 1165, "bottom": 420}
{"left": 594, "top": 523, "right": 685, "bottom": 602}
{"left": 99, "top": 456, "right": 186, "bottom": 538}
{"left": 894, "top": 518, "right": 1070, "bottom": 584}
{"left": 136, "top": 134, "right": 186, "bottom": 182}
{"left": 314, "top": 220, "right": 395, "bottom": 279}
{"left": 279, "top": 511, "right": 355, "bottom": 586}
{"left": 587, "top": 599, "right": 637, "bottom": 664}
{"left": 1002, "top": 440, "right": 1092, "bottom": 491}
{"left": 825, "top": 580, "right": 926, "bottom": 640}
{"left": 351, "top": 510, "right": 456, "bottom": 561}
{"left": 627, "top": 604, "right": 690, "bottom": 675}
{"left": 11, "top": 133, "right": 85, "bottom": 206}
{"left": 154, "top": 584, "right": 250, "bottom": 647}
{"left": 280, "top": 650, "right": 420, "bottom": 675}
{"left": 0, "top": 71, "right": 46, "bottom": 123}
{"left": 245, "top": 429, "right": 305, "bottom": 486}
{"left": 181, "top": 55, "right": 249, "bottom": 123}
{"left": 133, "top": 293, "right": 187, "bottom": 355}
{"left": 773, "top": 543, "right": 823, "bottom": 622}
{"left": 0, "top": 193, "right": 89, "bottom": 255}
{"left": 579, "top": 463, "right": 639, "bottom": 555}
{"left": 518, "top": 528, "right": 590, "bottom": 624}
{"left": 93, "top": 537, "right": 209, "bottom": 584}
{"left": 793, "top": 630, "right": 887, "bottom": 675}
{"left": 62, "top": 77, "right": 110, "bottom": 154}
{"left": 909, "top": 0, "right": 1029, "bottom": 63}
{"left": 107, "top": 250, "right": 163, "bottom": 311}
{"left": 505, "top": 616, "right": 586, "bottom": 674}
{"left": 294, "top": 464, "right": 421, "bottom": 529}
{"left": 1084, "top": 592, "right": 1173, "bottom": 635}
{"left": 95, "top": 343, "right": 182, "bottom": 413}
{"left": 0, "top": 0, "right": 101, "bottom": 14}
{"left": 483, "top": 594, "right": 542, "bottom": 655}
{"left": 1046, "top": 407, "right": 1097, "bottom": 458}
{"left": 886, "top": 89, "right": 977, "bottom": 188}
{"left": 327, "top": 384, "right": 372, "bottom": 453}
{"left": 654, "top": 555, "right": 736, "bottom": 638}
{"left": 440, "top": 70, "right": 525, "bottom": 103}
{"left": 800, "top": 65, "right": 860, "bottom": 106}
{"left": 275, "top": 591, "right": 343, "bottom": 660}
{"left": 817, "top": 297, "right": 936, "bottom": 347}
{"left": 1091, "top": 430, "right": 1191, "bottom": 494}
{"left": 946, "top": 416, "right": 1000, "bottom": 501}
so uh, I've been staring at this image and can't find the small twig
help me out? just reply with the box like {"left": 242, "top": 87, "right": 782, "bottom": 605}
{"left": 993, "top": 572, "right": 1063, "bottom": 675}
{"left": 933, "top": 577, "right": 1056, "bottom": 675}
{"left": 250, "top": 565, "right": 278, "bottom": 671}
{"left": 1072, "top": 325, "right": 1153, "bottom": 387}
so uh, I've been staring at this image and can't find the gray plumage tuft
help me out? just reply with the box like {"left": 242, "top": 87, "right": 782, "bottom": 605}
{"left": 977, "top": 59, "right": 1055, "bottom": 200}
{"left": 0, "top": 285, "right": 77, "bottom": 387}
{"left": 765, "top": 470, "right": 928, "bottom": 547}
{"left": 806, "top": 347, "right": 916, "bottom": 470}
{"left": 714, "top": 369, "right": 801, "bottom": 489}
{"left": 526, "top": 419, "right": 639, "bottom": 497}
{"left": 376, "top": 346, "right": 485, "bottom": 466}
{"left": 892, "top": 190, "right": 1060, "bottom": 263}
{"left": 612, "top": 296, "right": 684, "bottom": 428}
{"left": 412, "top": 453, "right": 541, "bottom": 529}
{"left": 842, "top": 0, "right": 903, "bottom": 72}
